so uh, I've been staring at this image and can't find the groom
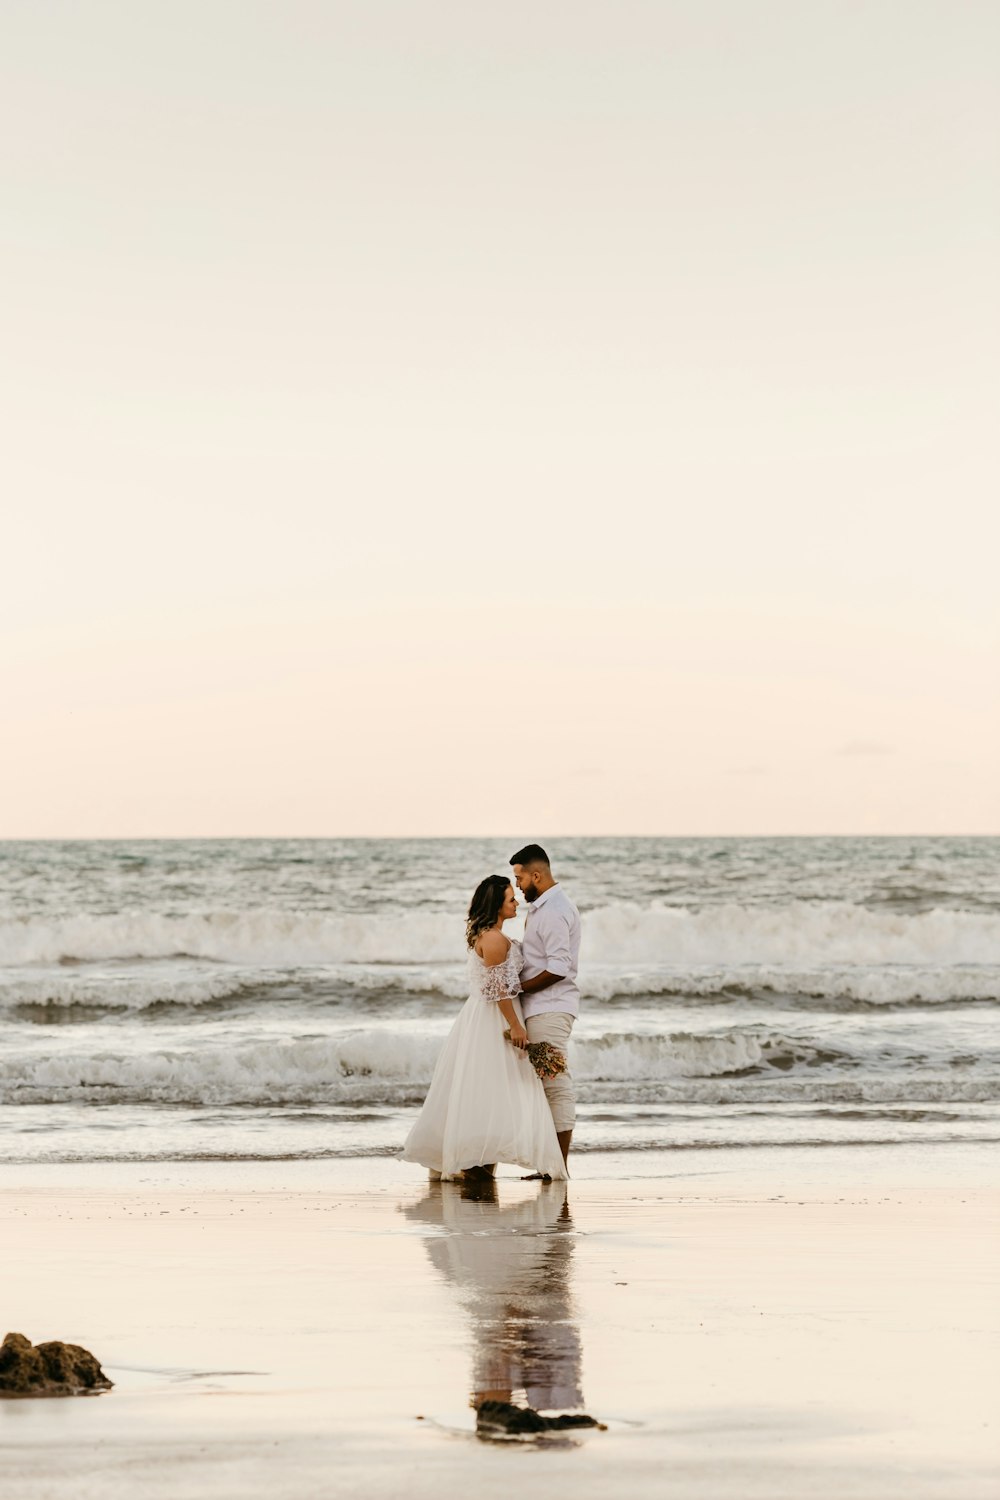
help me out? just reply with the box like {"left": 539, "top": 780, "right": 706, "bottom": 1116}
{"left": 509, "top": 844, "right": 581, "bottom": 1170}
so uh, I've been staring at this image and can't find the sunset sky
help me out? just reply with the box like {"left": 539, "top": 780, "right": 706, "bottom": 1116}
{"left": 3, "top": 1, "right": 998, "bottom": 836}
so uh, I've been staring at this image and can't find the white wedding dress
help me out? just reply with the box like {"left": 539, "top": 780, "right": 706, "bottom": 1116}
{"left": 401, "top": 939, "right": 568, "bottom": 1180}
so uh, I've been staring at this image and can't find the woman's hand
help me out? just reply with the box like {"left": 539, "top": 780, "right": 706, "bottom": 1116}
{"left": 507, "top": 1023, "right": 529, "bottom": 1052}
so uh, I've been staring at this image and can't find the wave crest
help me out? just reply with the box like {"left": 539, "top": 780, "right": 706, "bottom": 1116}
{"left": 1, "top": 1025, "right": 986, "bottom": 1107}
{"left": 2, "top": 900, "right": 997, "bottom": 969}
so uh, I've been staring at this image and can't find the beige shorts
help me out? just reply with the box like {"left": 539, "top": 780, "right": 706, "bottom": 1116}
{"left": 524, "top": 1012, "right": 576, "bottom": 1132}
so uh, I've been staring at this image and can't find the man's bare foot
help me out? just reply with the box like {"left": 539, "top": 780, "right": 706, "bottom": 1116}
{"left": 521, "top": 1172, "right": 552, "bottom": 1182}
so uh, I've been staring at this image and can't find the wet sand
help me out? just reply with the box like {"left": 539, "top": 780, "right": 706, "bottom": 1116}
{"left": 2, "top": 1145, "right": 997, "bottom": 1499}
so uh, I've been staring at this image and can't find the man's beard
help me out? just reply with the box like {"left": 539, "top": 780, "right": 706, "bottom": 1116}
{"left": 523, "top": 882, "right": 540, "bottom": 903}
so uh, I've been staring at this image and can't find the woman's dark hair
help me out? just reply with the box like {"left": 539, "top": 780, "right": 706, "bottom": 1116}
{"left": 466, "top": 874, "right": 512, "bottom": 948}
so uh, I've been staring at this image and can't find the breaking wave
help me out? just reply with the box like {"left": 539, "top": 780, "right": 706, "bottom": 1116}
{"left": 2, "top": 901, "right": 999, "bottom": 968}
{"left": 2, "top": 962, "right": 997, "bottom": 1014}
{"left": 2, "top": 1025, "right": 993, "bottom": 1108}
{"left": 1, "top": 902, "right": 998, "bottom": 1015}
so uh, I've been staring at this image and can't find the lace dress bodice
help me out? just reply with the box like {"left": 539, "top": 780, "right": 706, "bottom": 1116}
{"left": 470, "top": 938, "right": 523, "bottom": 1002}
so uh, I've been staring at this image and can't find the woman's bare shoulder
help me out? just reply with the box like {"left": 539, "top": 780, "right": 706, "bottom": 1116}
{"left": 476, "top": 929, "right": 511, "bottom": 964}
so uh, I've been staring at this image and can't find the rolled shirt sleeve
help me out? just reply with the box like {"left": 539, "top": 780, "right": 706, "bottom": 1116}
{"left": 541, "top": 912, "right": 573, "bottom": 978}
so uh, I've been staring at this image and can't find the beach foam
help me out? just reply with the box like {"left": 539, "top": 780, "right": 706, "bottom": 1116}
{"left": 2, "top": 1024, "right": 993, "bottom": 1108}
{"left": 2, "top": 901, "right": 998, "bottom": 968}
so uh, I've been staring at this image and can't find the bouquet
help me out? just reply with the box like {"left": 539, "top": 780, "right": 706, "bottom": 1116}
{"left": 503, "top": 1029, "right": 568, "bottom": 1081}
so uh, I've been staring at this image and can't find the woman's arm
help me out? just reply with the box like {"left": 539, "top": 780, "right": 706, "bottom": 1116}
{"left": 497, "top": 996, "right": 528, "bottom": 1049}
{"left": 478, "top": 931, "right": 528, "bottom": 1050}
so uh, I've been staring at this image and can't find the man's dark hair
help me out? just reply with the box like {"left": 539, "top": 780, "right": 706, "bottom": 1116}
{"left": 509, "top": 843, "right": 550, "bottom": 868}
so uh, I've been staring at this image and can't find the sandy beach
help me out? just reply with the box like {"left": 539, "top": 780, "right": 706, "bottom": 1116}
{"left": 2, "top": 1143, "right": 996, "bottom": 1499}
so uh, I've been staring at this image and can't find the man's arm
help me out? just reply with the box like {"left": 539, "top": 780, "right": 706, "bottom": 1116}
{"left": 480, "top": 929, "right": 529, "bottom": 1046}
{"left": 519, "top": 969, "right": 564, "bottom": 995}
{"left": 521, "top": 911, "right": 572, "bottom": 995}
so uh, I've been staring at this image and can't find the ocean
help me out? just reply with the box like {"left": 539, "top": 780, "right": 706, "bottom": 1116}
{"left": 1, "top": 836, "right": 997, "bottom": 1165}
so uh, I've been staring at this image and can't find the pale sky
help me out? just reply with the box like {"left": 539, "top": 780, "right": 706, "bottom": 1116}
{"left": 2, "top": 1, "right": 997, "bottom": 837}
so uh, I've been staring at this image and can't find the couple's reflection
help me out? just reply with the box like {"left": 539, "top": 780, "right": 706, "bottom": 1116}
{"left": 404, "top": 1177, "right": 584, "bottom": 1419}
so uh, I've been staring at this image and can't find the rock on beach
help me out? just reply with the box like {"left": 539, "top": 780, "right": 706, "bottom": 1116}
{"left": 0, "top": 1332, "right": 113, "bottom": 1397}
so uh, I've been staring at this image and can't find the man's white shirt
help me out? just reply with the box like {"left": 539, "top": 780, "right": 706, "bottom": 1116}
{"left": 520, "top": 883, "right": 581, "bottom": 1019}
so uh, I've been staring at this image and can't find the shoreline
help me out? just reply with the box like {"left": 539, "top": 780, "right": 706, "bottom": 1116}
{"left": 1, "top": 1132, "right": 995, "bottom": 1183}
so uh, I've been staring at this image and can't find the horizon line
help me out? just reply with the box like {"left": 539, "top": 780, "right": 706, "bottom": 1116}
{"left": 1, "top": 832, "right": 996, "bottom": 843}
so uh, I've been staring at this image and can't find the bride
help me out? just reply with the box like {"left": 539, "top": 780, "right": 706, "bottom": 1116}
{"left": 401, "top": 875, "right": 567, "bottom": 1181}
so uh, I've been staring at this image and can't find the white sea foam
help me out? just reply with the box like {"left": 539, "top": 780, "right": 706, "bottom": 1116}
{"left": 348, "top": 963, "right": 1000, "bottom": 1006}
{"left": 1, "top": 901, "right": 998, "bottom": 969}
{"left": 0, "top": 906, "right": 995, "bottom": 1014}
{"left": 2, "top": 961, "right": 995, "bottom": 1011}
{"left": 584, "top": 902, "right": 1000, "bottom": 967}
{"left": 576, "top": 965, "right": 1000, "bottom": 1005}
{"left": 0, "top": 910, "right": 455, "bottom": 966}
{"left": 1, "top": 1025, "right": 990, "bottom": 1108}
{"left": 0, "top": 1032, "right": 444, "bottom": 1105}
{"left": 0, "top": 971, "right": 256, "bottom": 1011}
